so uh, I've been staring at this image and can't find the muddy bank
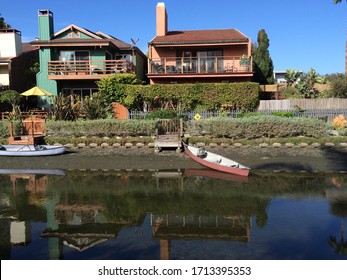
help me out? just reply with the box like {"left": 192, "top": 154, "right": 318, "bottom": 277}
{"left": 1, "top": 145, "right": 347, "bottom": 172}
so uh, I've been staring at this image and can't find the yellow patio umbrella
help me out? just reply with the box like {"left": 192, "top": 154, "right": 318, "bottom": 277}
{"left": 20, "top": 86, "right": 54, "bottom": 97}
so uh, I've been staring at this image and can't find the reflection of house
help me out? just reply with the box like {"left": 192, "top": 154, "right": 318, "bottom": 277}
{"left": 151, "top": 214, "right": 252, "bottom": 259}
{"left": 0, "top": 28, "right": 38, "bottom": 93}
{"left": 147, "top": 3, "right": 253, "bottom": 84}
{"left": 10, "top": 173, "right": 48, "bottom": 194}
{"left": 151, "top": 214, "right": 251, "bottom": 241}
{"left": 41, "top": 203, "right": 136, "bottom": 254}
{"left": 30, "top": 10, "right": 147, "bottom": 100}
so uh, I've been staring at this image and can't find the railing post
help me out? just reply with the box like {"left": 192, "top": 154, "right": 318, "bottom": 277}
{"left": 9, "top": 122, "right": 13, "bottom": 137}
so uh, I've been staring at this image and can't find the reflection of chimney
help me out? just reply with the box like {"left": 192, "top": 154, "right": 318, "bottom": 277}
{"left": 156, "top": 2, "right": 168, "bottom": 36}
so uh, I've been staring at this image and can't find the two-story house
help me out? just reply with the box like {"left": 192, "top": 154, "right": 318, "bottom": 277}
{"left": 0, "top": 28, "right": 38, "bottom": 93}
{"left": 147, "top": 2, "right": 253, "bottom": 84}
{"left": 30, "top": 10, "right": 147, "bottom": 100}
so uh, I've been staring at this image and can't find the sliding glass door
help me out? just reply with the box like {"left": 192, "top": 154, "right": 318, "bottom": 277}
{"left": 60, "top": 50, "right": 90, "bottom": 72}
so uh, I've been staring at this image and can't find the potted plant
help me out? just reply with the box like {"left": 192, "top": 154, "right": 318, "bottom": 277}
{"left": 239, "top": 55, "right": 250, "bottom": 71}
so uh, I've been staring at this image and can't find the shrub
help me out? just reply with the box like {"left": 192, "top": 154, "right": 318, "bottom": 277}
{"left": 46, "top": 119, "right": 157, "bottom": 137}
{"left": 52, "top": 94, "right": 81, "bottom": 121}
{"left": 236, "top": 111, "right": 263, "bottom": 118}
{"left": 82, "top": 92, "right": 111, "bottom": 120}
{"left": 187, "top": 115, "right": 328, "bottom": 139}
{"left": 0, "top": 120, "right": 9, "bottom": 137}
{"left": 330, "top": 76, "right": 347, "bottom": 98}
{"left": 280, "top": 87, "right": 302, "bottom": 99}
{"left": 271, "top": 111, "right": 295, "bottom": 118}
{"left": 332, "top": 114, "right": 346, "bottom": 129}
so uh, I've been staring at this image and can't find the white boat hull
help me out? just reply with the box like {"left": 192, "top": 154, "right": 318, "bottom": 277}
{"left": 0, "top": 145, "right": 66, "bottom": 157}
{"left": 184, "top": 144, "right": 250, "bottom": 177}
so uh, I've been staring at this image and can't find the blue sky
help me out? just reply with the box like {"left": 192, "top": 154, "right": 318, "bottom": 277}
{"left": 1, "top": 0, "right": 346, "bottom": 75}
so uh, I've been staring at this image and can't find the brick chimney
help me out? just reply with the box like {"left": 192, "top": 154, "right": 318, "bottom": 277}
{"left": 156, "top": 2, "right": 168, "bottom": 36}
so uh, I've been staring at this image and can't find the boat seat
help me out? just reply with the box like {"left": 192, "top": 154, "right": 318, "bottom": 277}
{"left": 34, "top": 144, "right": 47, "bottom": 151}
{"left": 216, "top": 157, "right": 222, "bottom": 164}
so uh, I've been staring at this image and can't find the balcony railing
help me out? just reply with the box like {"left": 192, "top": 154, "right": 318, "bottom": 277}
{"left": 149, "top": 56, "right": 252, "bottom": 75}
{"left": 48, "top": 60, "right": 135, "bottom": 76}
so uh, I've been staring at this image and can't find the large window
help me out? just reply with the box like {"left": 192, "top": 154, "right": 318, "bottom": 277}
{"left": 62, "top": 88, "right": 98, "bottom": 100}
{"left": 176, "top": 49, "right": 223, "bottom": 73}
{"left": 60, "top": 50, "right": 90, "bottom": 61}
{"left": 176, "top": 51, "right": 197, "bottom": 73}
{"left": 60, "top": 51, "right": 90, "bottom": 72}
{"left": 197, "top": 50, "right": 223, "bottom": 73}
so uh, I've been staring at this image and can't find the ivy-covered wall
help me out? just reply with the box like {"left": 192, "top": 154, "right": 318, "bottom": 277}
{"left": 97, "top": 75, "right": 259, "bottom": 111}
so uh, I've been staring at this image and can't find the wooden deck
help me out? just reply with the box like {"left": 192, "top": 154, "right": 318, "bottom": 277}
{"left": 154, "top": 118, "right": 183, "bottom": 152}
{"left": 154, "top": 134, "right": 182, "bottom": 151}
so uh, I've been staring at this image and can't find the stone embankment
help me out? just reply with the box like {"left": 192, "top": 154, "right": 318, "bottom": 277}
{"left": 1, "top": 139, "right": 346, "bottom": 173}
{"left": 60, "top": 140, "right": 347, "bottom": 149}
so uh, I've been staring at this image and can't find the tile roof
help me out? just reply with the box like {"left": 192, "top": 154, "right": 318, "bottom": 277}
{"left": 150, "top": 29, "right": 249, "bottom": 45}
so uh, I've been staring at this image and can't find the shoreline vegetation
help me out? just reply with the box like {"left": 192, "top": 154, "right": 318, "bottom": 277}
{"left": 1, "top": 114, "right": 347, "bottom": 147}
{"left": 1, "top": 116, "right": 347, "bottom": 173}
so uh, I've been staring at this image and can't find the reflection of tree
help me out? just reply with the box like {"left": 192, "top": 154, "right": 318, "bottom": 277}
{"left": 326, "top": 189, "right": 347, "bottom": 255}
{"left": 328, "top": 202, "right": 347, "bottom": 255}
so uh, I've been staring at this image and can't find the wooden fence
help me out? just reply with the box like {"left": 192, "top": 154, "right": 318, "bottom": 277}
{"left": 258, "top": 98, "right": 347, "bottom": 110}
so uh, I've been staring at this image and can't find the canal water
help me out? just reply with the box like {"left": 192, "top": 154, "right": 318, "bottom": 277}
{"left": 0, "top": 168, "right": 346, "bottom": 260}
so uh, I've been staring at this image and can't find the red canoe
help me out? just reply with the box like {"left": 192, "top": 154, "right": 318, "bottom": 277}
{"left": 183, "top": 144, "right": 250, "bottom": 177}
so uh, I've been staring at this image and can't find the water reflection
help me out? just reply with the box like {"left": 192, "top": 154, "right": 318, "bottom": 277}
{"left": 326, "top": 185, "right": 347, "bottom": 256}
{"left": 0, "top": 169, "right": 347, "bottom": 260}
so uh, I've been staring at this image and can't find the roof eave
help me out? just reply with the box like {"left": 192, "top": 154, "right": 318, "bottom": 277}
{"left": 150, "top": 39, "right": 249, "bottom": 46}
{"left": 30, "top": 40, "right": 110, "bottom": 48}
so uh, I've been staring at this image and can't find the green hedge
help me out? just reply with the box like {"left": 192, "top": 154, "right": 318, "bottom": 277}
{"left": 187, "top": 115, "right": 328, "bottom": 139}
{"left": 45, "top": 119, "right": 157, "bottom": 137}
{"left": 0, "top": 116, "right": 329, "bottom": 140}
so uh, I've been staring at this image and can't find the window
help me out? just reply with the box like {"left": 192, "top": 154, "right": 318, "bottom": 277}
{"left": 197, "top": 50, "right": 223, "bottom": 73}
{"left": 60, "top": 51, "right": 90, "bottom": 72}
{"left": 62, "top": 88, "right": 98, "bottom": 100}
{"left": 176, "top": 51, "right": 197, "bottom": 73}
{"left": 60, "top": 50, "right": 90, "bottom": 61}
{"left": 176, "top": 49, "right": 223, "bottom": 73}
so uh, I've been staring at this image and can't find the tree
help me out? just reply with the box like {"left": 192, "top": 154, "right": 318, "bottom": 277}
{"left": 252, "top": 29, "right": 275, "bottom": 84}
{"left": 284, "top": 69, "right": 301, "bottom": 87}
{"left": 0, "top": 15, "right": 11, "bottom": 29}
{"left": 330, "top": 75, "right": 347, "bottom": 97}
{"left": 334, "top": 0, "right": 346, "bottom": 3}
{"left": 0, "top": 90, "right": 22, "bottom": 113}
{"left": 96, "top": 73, "right": 142, "bottom": 109}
